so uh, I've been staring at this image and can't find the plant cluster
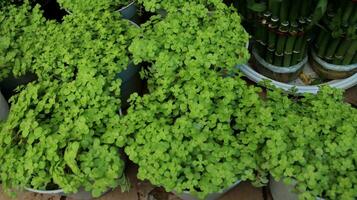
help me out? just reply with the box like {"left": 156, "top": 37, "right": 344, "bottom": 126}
{"left": 0, "top": 2, "right": 138, "bottom": 197}
{"left": 122, "top": 2, "right": 264, "bottom": 199}
{"left": 119, "top": 71, "right": 270, "bottom": 199}
{"left": 0, "top": 2, "right": 48, "bottom": 81}
{"left": 313, "top": 0, "right": 356, "bottom": 65}
{"left": 57, "top": 0, "right": 132, "bottom": 13}
{"left": 261, "top": 86, "right": 357, "bottom": 200}
{"left": 129, "top": 3, "right": 250, "bottom": 89}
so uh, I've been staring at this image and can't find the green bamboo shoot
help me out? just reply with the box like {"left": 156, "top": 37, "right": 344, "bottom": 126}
{"left": 324, "top": 38, "right": 340, "bottom": 61}
{"left": 266, "top": 48, "right": 275, "bottom": 64}
{"left": 317, "top": 31, "right": 330, "bottom": 58}
{"left": 332, "top": 39, "right": 351, "bottom": 65}
{"left": 342, "top": 40, "right": 357, "bottom": 65}
{"left": 274, "top": 52, "right": 283, "bottom": 66}
{"left": 283, "top": 52, "right": 292, "bottom": 67}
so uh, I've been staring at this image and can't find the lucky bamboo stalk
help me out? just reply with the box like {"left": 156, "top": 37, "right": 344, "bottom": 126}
{"left": 314, "top": 29, "right": 325, "bottom": 50}
{"left": 289, "top": 0, "right": 302, "bottom": 34}
{"left": 333, "top": 39, "right": 351, "bottom": 65}
{"left": 342, "top": 1, "right": 353, "bottom": 26}
{"left": 269, "top": 0, "right": 281, "bottom": 21}
{"left": 324, "top": 38, "right": 341, "bottom": 62}
{"left": 353, "top": 53, "right": 357, "bottom": 64}
{"left": 279, "top": 0, "right": 290, "bottom": 27}
{"left": 276, "top": 34, "right": 286, "bottom": 55}
{"left": 268, "top": 30, "right": 277, "bottom": 50}
{"left": 255, "top": 24, "right": 268, "bottom": 56}
{"left": 342, "top": 40, "right": 357, "bottom": 65}
{"left": 274, "top": 52, "right": 283, "bottom": 66}
{"left": 349, "top": 6, "right": 357, "bottom": 25}
{"left": 297, "top": 36, "right": 308, "bottom": 62}
{"left": 266, "top": 48, "right": 275, "bottom": 64}
{"left": 283, "top": 52, "right": 292, "bottom": 67}
{"left": 316, "top": 31, "right": 330, "bottom": 58}
{"left": 291, "top": 36, "right": 304, "bottom": 65}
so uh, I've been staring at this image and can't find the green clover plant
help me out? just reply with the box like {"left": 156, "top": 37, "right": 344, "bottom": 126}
{"left": 262, "top": 86, "right": 357, "bottom": 200}
{"left": 0, "top": 76, "right": 127, "bottom": 197}
{"left": 117, "top": 69, "right": 271, "bottom": 199}
{"left": 0, "top": 2, "right": 48, "bottom": 81}
{"left": 129, "top": 2, "right": 249, "bottom": 89}
{"left": 0, "top": 8, "right": 138, "bottom": 198}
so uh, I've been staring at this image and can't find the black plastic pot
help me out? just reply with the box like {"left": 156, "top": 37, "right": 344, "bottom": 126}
{"left": 0, "top": 73, "right": 37, "bottom": 100}
{"left": 117, "top": 63, "right": 144, "bottom": 109}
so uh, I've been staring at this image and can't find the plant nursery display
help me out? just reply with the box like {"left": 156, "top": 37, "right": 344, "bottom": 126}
{"left": 57, "top": 0, "right": 133, "bottom": 13}
{"left": 0, "top": 1, "right": 357, "bottom": 200}
{"left": 262, "top": 86, "right": 357, "bottom": 200}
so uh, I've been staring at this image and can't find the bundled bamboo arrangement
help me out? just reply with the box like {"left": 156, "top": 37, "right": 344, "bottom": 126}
{"left": 310, "top": 0, "right": 357, "bottom": 79}
{"left": 313, "top": 0, "right": 357, "bottom": 65}
{"left": 239, "top": 0, "right": 327, "bottom": 82}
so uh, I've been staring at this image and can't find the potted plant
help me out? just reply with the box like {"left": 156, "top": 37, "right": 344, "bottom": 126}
{"left": 0, "top": 1, "right": 48, "bottom": 98}
{"left": 119, "top": 70, "right": 270, "bottom": 200}
{"left": 310, "top": 0, "right": 357, "bottom": 80}
{"left": 242, "top": 0, "right": 328, "bottom": 82}
{"left": 0, "top": 78, "right": 129, "bottom": 198}
{"left": 129, "top": 2, "right": 250, "bottom": 89}
{"left": 30, "top": 10, "right": 143, "bottom": 107}
{"left": 262, "top": 86, "right": 357, "bottom": 200}
{"left": 0, "top": 9, "right": 141, "bottom": 199}
{"left": 57, "top": 0, "right": 137, "bottom": 19}
{"left": 119, "top": 3, "right": 269, "bottom": 199}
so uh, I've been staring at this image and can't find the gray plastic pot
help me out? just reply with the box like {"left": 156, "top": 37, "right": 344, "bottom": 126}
{"left": 238, "top": 64, "right": 357, "bottom": 94}
{"left": 118, "top": 1, "right": 137, "bottom": 20}
{"left": 0, "top": 91, "right": 9, "bottom": 121}
{"left": 270, "top": 178, "right": 325, "bottom": 200}
{"left": 25, "top": 187, "right": 111, "bottom": 200}
{"left": 174, "top": 181, "right": 241, "bottom": 200}
{"left": 117, "top": 62, "right": 143, "bottom": 108}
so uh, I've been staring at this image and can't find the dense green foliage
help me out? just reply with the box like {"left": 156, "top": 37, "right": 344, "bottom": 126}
{"left": 0, "top": 2, "right": 48, "bottom": 80}
{"left": 119, "top": 71, "right": 268, "bottom": 199}
{"left": 137, "top": 0, "right": 226, "bottom": 12}
{"left": 0, "top": 78, "right": 126, "bottom": 197}
{"left": 262, "top": 86, "right": 357, "bottom": 200}
{"left": 57, "top": 0, "right": 132, "bottom": 13}
{"left": 0, "top": 2, "right": 138, "bottom": 197}
{"left": 1, "top": 1, "right": 357, "bottom": 200}
{"left": 32, "top": 11, "right": 139, "bottom": 82}
{"left": 129, "top": 3, "right": 250, "bottom": 89}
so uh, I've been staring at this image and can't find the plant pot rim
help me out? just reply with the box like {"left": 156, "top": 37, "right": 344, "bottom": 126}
{"left": 117, "top": 1, "right": 136, "bottom": 12}
{"left": 175, "top": 180, "right": 241, "bottom": 198}
{"left": 239, "top": 63, "right": 357, "bottom": 94}
{"left": 65, "top": 1, "right": 136, "bottom": 14}
{"left": 311, "top": 50, "right": 357, "bottom": 72}
{"left": 252, "top": 48, "right": 308, "bottom": 74}
{"left": 25, "top": 187, "right": 64, "bottom": 194}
